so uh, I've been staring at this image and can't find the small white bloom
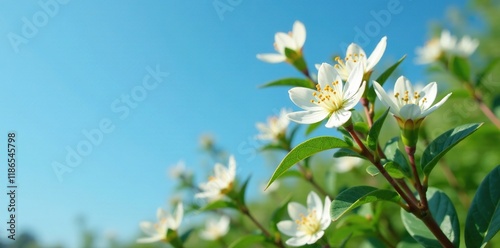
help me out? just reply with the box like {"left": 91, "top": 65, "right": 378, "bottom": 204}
{"left": 277, "top": 191, "right": 331, "bottom": 247}
{"left": 334, "top": 157, "right": 363, "bottom": 173}
{"left": 200, "top": 216, "right": 231, "bottom": 241}
{"left": 195, "top": 156, "right": 237, "bottom": 201}
{"left": 287, "top": 62, "right": 365, "bottom": 128}
{"left": 373, "top": 76, "right": 452, "bottom": 123}
{"left": 415, "top": 30, "right": 479, "bottom": 64}
{"left": 334, "top": 36, "right": 387, "bottom": 80}
{"left": 168, "top": 160, "right": 189, "bottom": 179}
{"left": 256, "top": 108, "right": 290, "bottom": 142}
{"left": 257, "top": 21, "right": 306, "bottom": 63}
{"left": 137, "top": 203, "right": 183, "bottom": 243}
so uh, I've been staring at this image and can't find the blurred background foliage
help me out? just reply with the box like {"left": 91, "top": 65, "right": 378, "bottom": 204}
{"left": 13, "top": 0, "right": 500, "bottom": 247}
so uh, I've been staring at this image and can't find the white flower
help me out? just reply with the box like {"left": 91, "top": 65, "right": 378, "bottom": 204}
{"left": 195, "top": 156, "right": 236, "bottom": 201}
{"left": 415, "top": 30, "right": 479, "bottom": 64}
{"left": 277, "top": 191, "right": 331, "bottom": 247}
{"left": 287, "top": 62, "right": 365, "bottom": 128}
{"left": 334, "top": 157, "right": 363, "bottom": 173}
{"left": 256, "top": 108, "right": 290, "bottom": 142}
{"left": 257, "top": 21, "right": 306, "bottom": 63}
{"left": 373, "top": 76, "right": 452, "bottom": 123}
{"left": 168, "top": 160, "right": 189, "bottom": 179}
{"left": 199, "top": 216, "right": 230, "bottom": 241}
{"left": 334, "top": 36, "right": 387, "bottom": 80}
{"left": 137, "top": 203, "right": 183, "bottom": 243}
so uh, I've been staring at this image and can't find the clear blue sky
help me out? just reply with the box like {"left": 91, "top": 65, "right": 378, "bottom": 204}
{"left": 0, "top": 0, "right": 468, "bottom": 247}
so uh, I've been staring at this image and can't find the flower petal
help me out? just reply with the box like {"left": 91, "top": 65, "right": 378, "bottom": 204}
{"left": 366, "top": 36, "right": 387, "bottom": 71}
{"left": 343, "top": 81, "right": 366, "bottom": 110}
{"left": 287, "top": 110, "right": 329, "bottom": 125}
{"left": 277, "top": 220, "right": 299, "bottom": 236}
{"left": 275, "top": 32, "right": 297, "bottom": 51}
{"left": 307, "top": 231, "right": 324, "bottom": 244}
{"left": 318, "top": 63, "right": 340, "bottom": 89}
{"left": 286, "top": 235, "right": 311, "bottom": 247}
{"left": 343, "top": 63, "right": 364, "bottom": 99}
{"left": 321, "top": 196, "right": 332, "bottom": 228}
{"left": 418, "top": 82, "right": 437, "bottom": 110}
{"left": 256, "top": 53, "right": 286, "bottom": 63}
{"left": 399, "top": 104, "right": 422, "bottom": 120}
{"left": 288, "top": 202, "right": 308, "bottom": 220}
{"left": 325, "top": 109, "right": 351, "bottom": 128}
{"left": 307, "top": 191, "right": 323, "bottom": 218}
{"left": 288, "top": 87, "right": 321, "bottom": 110}
{"left": 373, "top": 81, "right": 400, "bottom": 115}
{"left": 137, "top": 235, "right": 163, "bottom": 243}
{"left": 172, "top": 203, "right": 183, "bottom": 230}
{"left": 140, "top": 221, "right": 158, "bottom": 236}
{"left": 292, "top": 21, "right": 306, "bottom": 49}
{"left": 421, "top": 93, "right": 452, "bottom": 118}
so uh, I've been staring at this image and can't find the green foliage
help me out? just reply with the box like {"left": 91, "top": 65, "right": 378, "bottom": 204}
{"left": 228, "top": 235, "right": 267, "bottom": 248}
{"left": 383, "top": 137, "right": 411, "bottom": 178}
{"left": 266, "top": 136, "right": 350, "bottom": 189}
{"left": 259, "top": 77, "right": 314, "bottom": 89}
{"left": 331, "top": 186, "right": 401, "bottom": 221}
{"left": 450, "top": 56, "right": 471, "bottom": 81}
{"left": 401, "top": 188, "right": 460, "bottom": 248}
{"left": 367, "top": 108, "right": 390, "bottom": 151}
{"left": 465, "top": 165, "right": 500, "bottom": 248}
{"left": 420, "top": 123, "right": 482, "bottom": 176}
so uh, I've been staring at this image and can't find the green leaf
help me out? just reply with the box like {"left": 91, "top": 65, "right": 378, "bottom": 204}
{"left": 279, "top": 170, "right": 303, "bottom": 179}
{"left": 354, "top": 122, "right": 370, "bottom": 135}
{"left": 238, "top": 176, "right": 251, "bottom": 205}
{"left": 199, "top": 200, "right": 237, "bottom": 212}
{"left": 259, "top": 77, "right": 314, "bottom": 89}
{"left": 270, "top": 197, "right": 292, "bottom": 234}
{"left": 364, "top": 162, "right": 405, "bottom": 179}
{"left": 266, "top": 136, "right": 349, "bottom": 189}
{"left": 366, "top": 165, "right": 380, "bottom": 177}
{"left": 229, "top": 234, "right": 267, "bottom": 248}
{"left": 450, "top": 56, "right": 471, "bottom": 82}
{"left": 384, "top": 137, "right": 411, "bottom": 178}
{"left": 421, "top": 123, "right": 482, "bottom": 176}
{"left": 367, "top": 108, "right": 390, "bottom": 151}
{"left": 367, "top": 55, "right": 406, "bottom": 103}
{"left": 401, "top": 188, "right": 460, "bottom": 247}
{"left": 465, "top": 165, "right": 500, "bottom": 248}
{"left": 331, "top": 186, "right": 401, "bottom": 221}
{"left": 333, "top": 148, "right": 367, "bottom": 160}
{"left": 305, "top": 120, "right": 324, "bottom": 136}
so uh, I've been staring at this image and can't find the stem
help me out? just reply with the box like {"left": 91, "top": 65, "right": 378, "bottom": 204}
{"left": 420, "top": 212, "right": 455, "bottom": 248}
{"left": 345, "top": 125, "right": 418, "bottom": 211}
{"left": 361, "top": 98, "right": 374, "bottom": 127}
{"left": 240, "top": 205, "right": 284, "bottom": 248}
{"left": 405, "top": 146, "right": 428, "bottom": 208}
{"left": 297, "top": 163, "right": 334, "bottom": 199}
{"left": 463, "top": 83, "right": 500, "bottom": 129}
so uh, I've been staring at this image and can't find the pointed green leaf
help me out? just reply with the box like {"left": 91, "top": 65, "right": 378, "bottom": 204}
{"left": 367, "top": 108, "right": 390, "bottom": 151}
{"left": 199, "top": 200, "right": 237, "bottom": 212}
{"left": 401, "top": 188, "right": 460, "bottom": 247}
{"left": 280, "top": 170, "right": 303, "bottom": 179}
{"left": 384, "top": 137, "right": 411, "bottom": 178}
{"left": 354, "top": 122, "right": 370, "bottom": 135}
{"left": 331, "top": 186, "right": 400, "bottom": 221}
{"left": 266, "top": 136, "right": 349, "bottom": 189}
{"left": 229, "top": 234, "right": 267, "bottom": 248}
{"left": 238, "top": 176, "right": 251, "bottom": 205}
{"left": 465, "top": 165, "right": 500, "bottom": 248}
{"left": 421, "top": 123, "right": 482, "bottom": 176}
{"left": 450, "top": 56, "right": 471, "bottom": 82}
{"left": 333, "top": 148, "right": 367, "bottom": 160}
{"left": 367, "top": 55, "right": 406, "bottom": 103}
{"left": 259, "top": 77, "right": 314, "bottom": 89}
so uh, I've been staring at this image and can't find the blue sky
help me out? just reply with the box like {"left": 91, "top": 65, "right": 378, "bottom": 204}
{"left": 0, "top": 0, "right": 468, "bottom": 247}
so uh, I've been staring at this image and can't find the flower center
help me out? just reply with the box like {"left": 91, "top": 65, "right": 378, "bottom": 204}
{"left": 310, "top": 81, "right": 344, "bottom": 113}
{"left": 295, "top": 210, "right": 321, "bottom": 235}
{"left": 393, "top": 90, "right": 427, "bottom": 108}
